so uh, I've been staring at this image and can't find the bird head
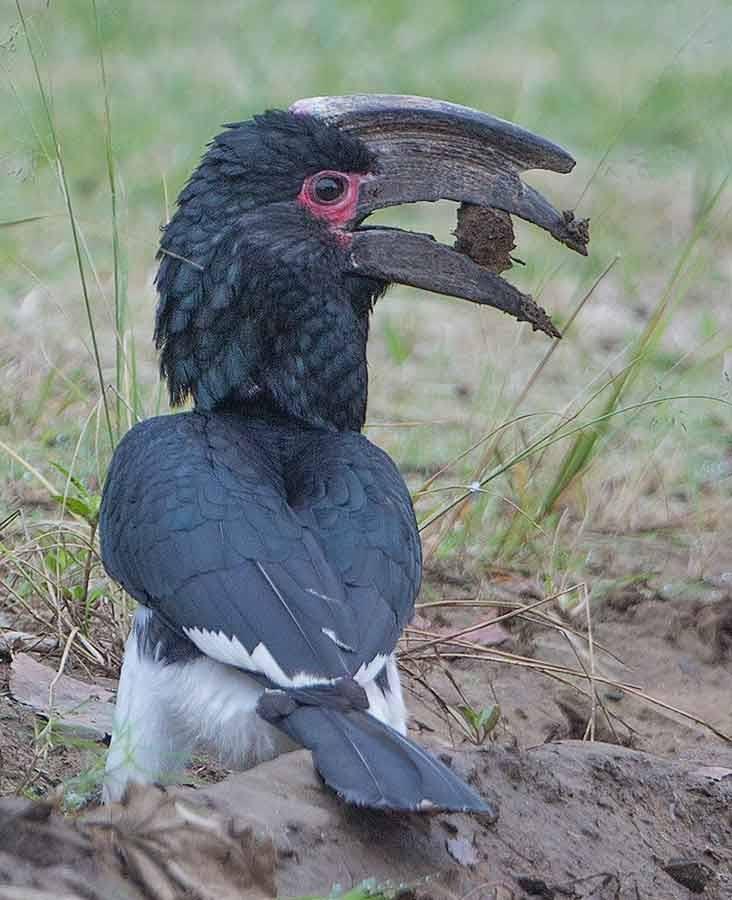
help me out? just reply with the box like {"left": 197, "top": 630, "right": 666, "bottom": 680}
{"left": 155, "top": 94, "right": 588, "bottom": 430}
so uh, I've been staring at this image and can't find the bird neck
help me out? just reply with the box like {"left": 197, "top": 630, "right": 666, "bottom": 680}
{"left": 211, "top": 289, "right": 372, "bottom": 432}
{"left": 156, "top": 244, "right": 379, "bottom": 432}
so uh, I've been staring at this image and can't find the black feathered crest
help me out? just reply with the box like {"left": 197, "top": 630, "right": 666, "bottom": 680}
{"left": 216, "top": 110, "right": 374, "bottom": 185}
{"left": 153, "top": 111, "right": 380, "bottom": 429}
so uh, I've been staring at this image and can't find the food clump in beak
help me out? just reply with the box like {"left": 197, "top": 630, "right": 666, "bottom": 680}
{"left": 453, "top": 204, "right": 516, "bottom": 275}
{"left": 452, "top": 202, "right": 589, "bottom": 339}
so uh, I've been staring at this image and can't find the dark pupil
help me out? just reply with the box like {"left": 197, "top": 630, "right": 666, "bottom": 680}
{"left": 314, "top": 175, "right": 345, "bottom": 203}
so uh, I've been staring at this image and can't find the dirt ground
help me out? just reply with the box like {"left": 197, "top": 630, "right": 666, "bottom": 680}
{"left": 191, "top": 742, "right": 732, "bottom": 899}
{"left": 406, "top": 546, "right": 732, "bottom": 767}
{"left": 1, "top": 538, "right": 731, "bottom": 897}
{"left": 1, "top": 742, "right": 731, "bottom": 898}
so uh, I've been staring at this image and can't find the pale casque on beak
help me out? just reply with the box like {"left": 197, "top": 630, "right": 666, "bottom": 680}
{"left": 292, "top": 94, "right": 589, "bottom": 337}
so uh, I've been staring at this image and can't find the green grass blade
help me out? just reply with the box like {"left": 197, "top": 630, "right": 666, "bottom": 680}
{"left": 92, "top": 0, "right": 133, "bottom": 434}
{"left": 0, "top": 214, "right": 52, "bottom": 228}
{"left": 419, "top": 393, "right": 731, "bottom": 534}
{"left": 15, "top": 0, "right": 115, "bottom": 451}
{"left": 536, "top": 171, "right": 730, "bottom": 520}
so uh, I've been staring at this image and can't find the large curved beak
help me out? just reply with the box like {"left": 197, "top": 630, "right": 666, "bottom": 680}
{"left": 292, "top": 94, "right": 589, "bottom": 338}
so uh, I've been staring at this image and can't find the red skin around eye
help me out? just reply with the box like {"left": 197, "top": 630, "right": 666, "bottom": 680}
{"left": 297, "top": 172, "right": 368, "bottom": 243}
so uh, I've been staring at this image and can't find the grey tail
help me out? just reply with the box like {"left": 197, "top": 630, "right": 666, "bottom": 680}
{"left": 258, "top": 696, "right": 494, "bottom": 814}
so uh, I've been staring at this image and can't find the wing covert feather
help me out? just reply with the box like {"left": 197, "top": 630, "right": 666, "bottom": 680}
{"left": 101, "top": 412, "right": 421, "bottom": 686}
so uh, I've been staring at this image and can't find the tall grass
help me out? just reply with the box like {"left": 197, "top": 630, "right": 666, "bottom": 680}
{"left": 11, "top": 0, "right": 145, "bottom": 457}
{"left": 0, "top": 5, "right": 142, "bottom": 711}
{"left": 538, "top": 175, "right": 729, "bottom": 515}
{"left": 92, "top": 0, "right": 135, "bottom": 435}
{"left": 14, "top": 0, "right": 116, "bottom": 451}
{"left": 490, "top": 172, "right": 731, "bottom": 560}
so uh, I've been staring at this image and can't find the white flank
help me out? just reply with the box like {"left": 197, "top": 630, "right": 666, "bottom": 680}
{"left": 362, "top": 654, "right": 407, "bottom": 735}
{"left": 363, "top": 679, "right": 392, "bottom": 725}
{"left": 353, "top": 653, "right": 387, "bottom": 685}
{"left": 104, "top": 622, "right": 297, "bottom": 804}
{"left": 184, "top": 627, "right": 338, "bottom": 688}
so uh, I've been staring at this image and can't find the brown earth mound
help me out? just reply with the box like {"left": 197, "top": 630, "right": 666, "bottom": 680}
{"left": 1, "top": 742, "right": 730, "bottom": 899}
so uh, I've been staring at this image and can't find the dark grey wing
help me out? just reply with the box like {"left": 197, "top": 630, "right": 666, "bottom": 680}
{"left": 100, "top": 413, "right": 364, "bottom": 686}
{"left": 287, "top": 430, "right": 421, "bottom": 671}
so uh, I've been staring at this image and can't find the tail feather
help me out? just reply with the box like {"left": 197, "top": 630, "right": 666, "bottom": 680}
{"left": 270, "top": 704, "right": 495, "bottom": 815}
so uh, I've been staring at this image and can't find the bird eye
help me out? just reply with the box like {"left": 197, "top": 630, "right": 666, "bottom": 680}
{"left": 311, "top": 173, "right": 348, "bottom": 204}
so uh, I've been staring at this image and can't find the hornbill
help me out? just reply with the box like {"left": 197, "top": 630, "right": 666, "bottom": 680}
{"left": 101, "top": 95, "right": 587, "bottom": 811}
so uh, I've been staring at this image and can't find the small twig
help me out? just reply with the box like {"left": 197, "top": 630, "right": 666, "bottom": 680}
{"left": 402, "top": 584, "right": 582, "bottom": 656}
{"left": 0, "top": 436, "right": 58, "bottom": 495}
{"left": 79, "top": 520, "right": 98, "bottom": 628}
{"left": 556, "top": 622, "right": 621, "bottom": 745}
{"left": 0, "top": 509, "right": 21, "bottom": 533}
{"left": 415, "top": 596, "right": 628, "bottom": 666}
{"left": 158, "top": 246, "right": 204, "bottom": 269}
{"left": 0, "top": 574, "right": 54, "bottom": 631}
{"left": 400, "top": 661, "right": 458, "bottom": 746}
{"left": 619, "top": 684, "right": 732, "bottom": 743}
{"left": 107, "top": 384, "right": 144, "bottom": 425}
{"left": 48, "top": 625, "right": 79, "bottom": 715}
{"left": 582, "top": 583, "right": 597, "bottom": 741}
{"left": 553, "top": 871, "right": 621, "bottom": 895}
{"left": 73, "top": 630, "right": 107, "bottom": 667}
{"left": 402, "top": 648, "right": 643, "bottom": 691}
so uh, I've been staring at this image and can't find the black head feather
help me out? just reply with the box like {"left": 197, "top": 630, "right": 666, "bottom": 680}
{"left": 155, "top": 111, "right": 383, "bottom": 431}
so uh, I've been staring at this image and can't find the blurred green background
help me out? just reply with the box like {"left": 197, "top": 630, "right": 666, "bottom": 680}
{"left": 1, "top": 0, "right": 731, "bottom": 574}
